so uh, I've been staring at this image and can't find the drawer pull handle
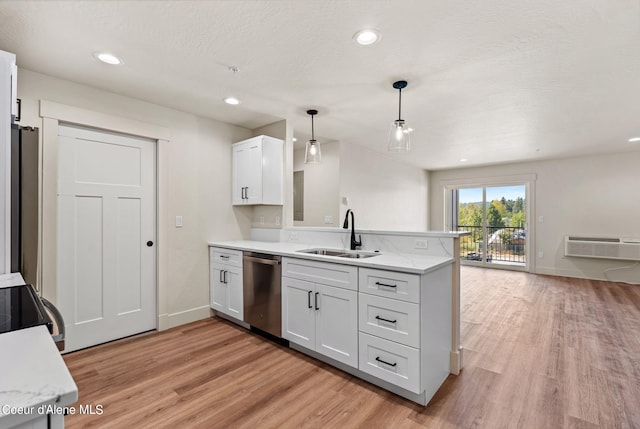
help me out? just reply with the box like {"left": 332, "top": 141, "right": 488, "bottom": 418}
{"left": 315, "top": 292, "right": 320, "bottom": 310}
{"left": 375, "top": 281, "right": 397, "bottom": 289}
{"left": 375, "top": 357, "right": 397, "bottom": 367}
{"left": 220, "top": 255, "right": 230, "bottom": 260}
{"left": 375, "top": 315, "right": 397, "bottom": 324}
{"left": 308, "top": 291, "right": 312, "bottom": 309}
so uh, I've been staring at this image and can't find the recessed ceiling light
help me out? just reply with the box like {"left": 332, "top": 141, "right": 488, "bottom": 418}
{"left": 460, "top": 158, "right": 468, "bottom": 162}
{"left": 629, "top": 137, "right": 640, "bottom": 142}
{"left": 224, "top": 97, "right": 241, "bottom": 105}
{"left": 94, "top": 52, "right": 122, "bottom": 65}
{"left": 353, "top": 29, "right": 381, "bottom": 46}
{"left": 292, "top": 137, "right": 297, "bottom": 142}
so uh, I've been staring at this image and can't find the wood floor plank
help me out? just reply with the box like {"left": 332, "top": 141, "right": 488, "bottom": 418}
{"left": 62, "top": 267, "right": 640, "bottom": 428}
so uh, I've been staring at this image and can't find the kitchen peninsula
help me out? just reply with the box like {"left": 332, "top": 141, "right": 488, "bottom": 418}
{"left": 209, "top": 227, "right": 468, "bottom": 405}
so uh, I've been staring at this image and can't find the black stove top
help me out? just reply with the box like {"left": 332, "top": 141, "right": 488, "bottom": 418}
{"left": 0, "top": 284, "right": 53, "bottom": 335}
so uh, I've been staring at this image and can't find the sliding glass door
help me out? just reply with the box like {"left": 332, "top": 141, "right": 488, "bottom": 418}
{"left": 454, "top": 185, "right": 528, "bottom": 269}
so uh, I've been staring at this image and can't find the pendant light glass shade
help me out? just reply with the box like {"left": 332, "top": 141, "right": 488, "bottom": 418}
{"left": 388, "top": 119, "right": 411, "bottom": 152}
{"left": 304, "top": 109, "right": 322, "bottom": 164}
{"left": 388, "top": 80, "right": 411, "bottom": 152}
{"left": 305, "top": 139, "right": 321, "bottom": 163}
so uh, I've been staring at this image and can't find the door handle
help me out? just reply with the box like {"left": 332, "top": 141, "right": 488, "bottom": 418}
{"left": 315, "top": 292, "right": 319, "bottom": 310}
{"left": 244, "top": 187, "right": 249, "bottom": 200}
{"left": 223, "top": 270, "right": 228, "bottom": 284}
{"left": 219, "top": 270, "right": 223, "bottom": 283}
{"left": 375, "top": 315, "right": 397, "bottom": 324}
{"left": 375, "top": 281, "right": 397, "bottom": 289}
{"left": 375, "top": 356, "right": 397, "bottom": 367}
{"left": 308, "top": 291, "right": 312, "bottom": 309}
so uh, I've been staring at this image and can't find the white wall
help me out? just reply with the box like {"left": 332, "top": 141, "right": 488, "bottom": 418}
{"left": 17, "top": 69, "right": 253, "bottom": 328}
{"left": 293, "top": 140, "right": 340, "bottom": 227}
{"left": 0, "top": 51, "right": 15, "bottom": 274}
{"left": 340, "top": 142, "right": 429, "bottom": 230}
{"left": 429, "top": 151, "right": 640, "bottom": 284}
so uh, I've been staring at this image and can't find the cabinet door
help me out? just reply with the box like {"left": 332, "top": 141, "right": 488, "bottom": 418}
{"left": 225, "top": 265, "right": 243, "bottom": 320}
{"left": 243, "top": 141, "right": 263, "bottom": 204}
{"left": 282, "top": 277, "right": 315, "bottom": 349}
{"left": 232, "top": 143, "right": 248, "bottom": 205}
{"left": 210, "top": 264, "right": 227, "bottom": 313}
{"left": 316, "top": 284, "right": 358, "bottom": 368}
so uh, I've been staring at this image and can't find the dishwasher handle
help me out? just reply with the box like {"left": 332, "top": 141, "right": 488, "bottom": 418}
{"left": 244, "top": 255, "right": 281, "bottom": 266}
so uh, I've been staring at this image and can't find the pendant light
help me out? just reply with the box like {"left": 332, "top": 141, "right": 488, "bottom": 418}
{"left": 305, "top": 109, "right": 322, "bottom": 164}
{"left": 388, "top": 80, "right": 411, "bottom": 152}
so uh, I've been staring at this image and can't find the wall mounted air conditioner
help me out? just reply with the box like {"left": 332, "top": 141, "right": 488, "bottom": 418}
{"left": 564, "top": 236, "right": 640, "bottom": 261}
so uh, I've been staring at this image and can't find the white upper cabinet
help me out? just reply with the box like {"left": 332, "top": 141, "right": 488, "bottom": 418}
{"left": 232, "top": 135, "right": 283, "bottom": 206}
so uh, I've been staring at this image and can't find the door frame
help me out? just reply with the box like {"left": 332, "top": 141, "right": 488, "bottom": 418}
{"left": 443, "top": 173, "right": 536, "bottom": 273}
{"left": 39, "top": 100, "right": 171, "bottom": 331}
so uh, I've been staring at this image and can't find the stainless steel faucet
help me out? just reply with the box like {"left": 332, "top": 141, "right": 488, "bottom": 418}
{"left": 342, "top": 209, "right": 362, "bottom": 250}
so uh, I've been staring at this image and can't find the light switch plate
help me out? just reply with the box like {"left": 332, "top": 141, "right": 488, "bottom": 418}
{"left": 175, "top": 216, "right": 183, "bottom": 227}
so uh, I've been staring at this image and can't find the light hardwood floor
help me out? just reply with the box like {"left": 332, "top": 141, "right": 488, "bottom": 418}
{"left": 63, "top": 267, "right": 640, "bottom": 428}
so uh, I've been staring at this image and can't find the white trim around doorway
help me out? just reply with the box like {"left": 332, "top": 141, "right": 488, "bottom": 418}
{"left": 441, "top": 173, "right": 536, "bottom": 273}
{"left": 39, "top": 100, "right": 172, "bottom": 332}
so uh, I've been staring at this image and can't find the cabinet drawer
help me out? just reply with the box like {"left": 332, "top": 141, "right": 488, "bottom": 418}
{"left": 358, "top": 332, "right": 420, "bottom": 393}
{"left": 210, "top": 247, "right": 243, "bottom": 267}
{"left": 359, "top": 293, "right": 420, "bottom": 348}
{"left": 282, "top": 257, "right": 358, "bottom": 291}
{"left": 359, "top": 268, "right": 420, "bottom": 303}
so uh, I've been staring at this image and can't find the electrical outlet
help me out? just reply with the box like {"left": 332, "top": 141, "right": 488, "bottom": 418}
{"left": 289, "top": 231, "right": 299, "bottom": 241}
{"left": 341, "top": 196, "right": 349, "bottom": 206}
{"left": 259, "top": 216, "right": 264, "bottom": 225}
{"left": 275, "top": 216, "right": 281, "bottom": 225}
{"left": 538, "top": 215, "right": 544, "bottom": 223}
{"left": 538, "top": 251, "right": 544, "bottom": 259}
{"left": 324, "top": 215, "right": 333, "bottom": 224}
{"left": 175, "top": 216, "right": 183, "bottom": 227}
{"left": 415, "top": 239, "right": 428, "bottom": 249}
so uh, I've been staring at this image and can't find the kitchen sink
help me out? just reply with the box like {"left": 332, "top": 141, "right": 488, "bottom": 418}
{"left": 297, "top": 248, "right": 380, "bottom": 259}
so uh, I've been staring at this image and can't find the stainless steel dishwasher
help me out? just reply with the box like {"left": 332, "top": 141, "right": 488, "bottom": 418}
{"left": 243, "top": 252, "right": 282, "bottom": 337}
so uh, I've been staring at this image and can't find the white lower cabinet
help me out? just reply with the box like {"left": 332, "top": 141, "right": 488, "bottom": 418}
{"left": 282, "top": 258, "right": 358, "bottom": 368}
{"left": 358, "top": 292, "right": 420, "bottom": 348}
{"left": 359, "top": 332, "right": 421, "bottom": 393}
{"left": 357, "top": 266, "right": 452, "bottom": 404}
{"left": 210, "top": 247, "right": 243, "bottom": 320}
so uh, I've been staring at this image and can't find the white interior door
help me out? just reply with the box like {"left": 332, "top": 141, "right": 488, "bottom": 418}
{"left": 57, "top": 124, "right": 156, "bottom": 352}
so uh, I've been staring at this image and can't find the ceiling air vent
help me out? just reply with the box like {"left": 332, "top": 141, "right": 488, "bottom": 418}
{"left": 565, "top": 236, "right": 640, "bottom": 261}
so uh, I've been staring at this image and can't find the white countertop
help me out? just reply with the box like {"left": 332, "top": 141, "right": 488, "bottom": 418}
{"left": 0, "top": 273, "right": 78, "bottom": 427}
{"left": 0, "top": 272, "right": 27, "bottom": 289}
{"left": 208, "top": 240, "right": 453, "bottom": 274}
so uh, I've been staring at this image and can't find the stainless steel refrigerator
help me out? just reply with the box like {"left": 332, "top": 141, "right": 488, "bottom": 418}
{"left": 10, "top": 124, "right": 38, "bottom": 287}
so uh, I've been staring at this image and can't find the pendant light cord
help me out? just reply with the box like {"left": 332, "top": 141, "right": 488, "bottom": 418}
{"left": 398, "top": 87, "right": 402, "bottom": 121}
{"left": 311, "top": 114, "right": 315, "bottom": 140}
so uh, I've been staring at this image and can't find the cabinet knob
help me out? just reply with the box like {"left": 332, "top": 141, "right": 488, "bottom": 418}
{"left": 146, "top": 241, "right": 154, "bottom": 247}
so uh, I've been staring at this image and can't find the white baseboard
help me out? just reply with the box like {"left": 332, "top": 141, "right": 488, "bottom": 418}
{"left": 534, "top": 266, "right": 639, "bottom": 284}
{"left": 157, "top": 305, "right": 211, "bottom": 331}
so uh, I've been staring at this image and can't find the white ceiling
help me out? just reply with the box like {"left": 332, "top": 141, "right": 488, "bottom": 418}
{"left": 1, "top": 0, "right": 639, "bottom": 170}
